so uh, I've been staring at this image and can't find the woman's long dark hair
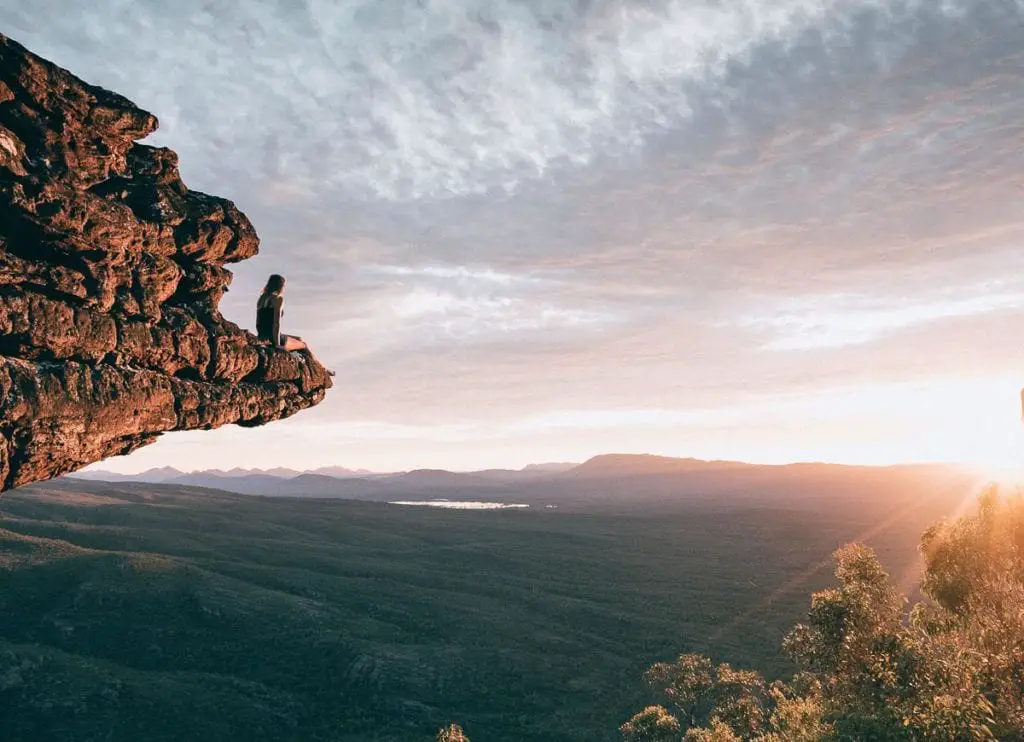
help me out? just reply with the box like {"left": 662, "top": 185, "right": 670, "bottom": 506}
{"left": 262, "top": 274, "right": 285, "bottom": 296}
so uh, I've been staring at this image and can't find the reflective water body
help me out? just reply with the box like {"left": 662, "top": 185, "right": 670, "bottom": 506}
{"left": 388, "top": 500, "right": 529, "bottom": 510}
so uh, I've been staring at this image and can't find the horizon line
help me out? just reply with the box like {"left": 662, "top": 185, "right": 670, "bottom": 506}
{"left": 77, "top": 451, "right": 982, "bottom": 479}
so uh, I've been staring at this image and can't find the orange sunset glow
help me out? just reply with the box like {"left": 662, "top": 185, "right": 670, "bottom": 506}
{"left": 16, "top": 0, "right": 1019, "bottom": 479}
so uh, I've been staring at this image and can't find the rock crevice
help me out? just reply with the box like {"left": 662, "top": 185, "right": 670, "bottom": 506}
{"left": 0, "top": 34, "right": 332, "bottom": 492}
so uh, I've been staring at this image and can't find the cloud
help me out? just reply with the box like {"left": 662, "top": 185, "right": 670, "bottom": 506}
{"left": 730, "top": 283, "right": 1024, "bottom": 351}
{"left": 2, "top": 0, "right": 1009, "bottom": 202}
{"left": 6, "top": 1, "right": 1024, "bottom": 469}
{"left": 319, "top": 262, "right": 626, "bottom": 355}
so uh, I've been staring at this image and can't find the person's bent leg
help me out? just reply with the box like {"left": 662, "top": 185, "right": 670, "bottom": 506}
{"left": 282, "top": 335, "right": 308, "bottom": 352}
{"left": 281, "top": 335, "right": 335, "bottom": 376}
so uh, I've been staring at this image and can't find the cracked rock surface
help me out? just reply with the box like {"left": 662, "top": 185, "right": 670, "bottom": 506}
{"left": 0, "top": 34, "right": 332, "bottom": 493}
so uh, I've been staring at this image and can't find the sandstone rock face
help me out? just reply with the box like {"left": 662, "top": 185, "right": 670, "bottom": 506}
{"left": 0, "top": 34, "right": 332, "bottom": 493}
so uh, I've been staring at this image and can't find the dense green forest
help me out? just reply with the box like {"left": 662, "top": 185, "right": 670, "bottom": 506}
{"left": 623, "top": 488, "right": 1024, "bottom": 741}
{"left": 0, "top": 472, "right": 975, "bottom": 741}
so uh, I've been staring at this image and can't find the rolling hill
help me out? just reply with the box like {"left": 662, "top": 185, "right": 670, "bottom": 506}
{"left": 0, "top": 461, "right": 984, "bottom": 740}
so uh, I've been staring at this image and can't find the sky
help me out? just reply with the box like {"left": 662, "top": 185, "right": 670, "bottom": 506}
{"left": 5, "top": 0, "right": 1024, "bottom": 474}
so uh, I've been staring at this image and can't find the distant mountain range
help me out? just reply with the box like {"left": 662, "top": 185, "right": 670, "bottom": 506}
{"left": 71, "top": 464, "right": 380, "bottom": 483}
{"left": 63, "top": 454, "right": 978, "bottom": 506}
{"left": 69, "top": 455, "right": 753, "bottom": 486}
{"left": 67, "top": 460, "right": 582, "bottom": 497}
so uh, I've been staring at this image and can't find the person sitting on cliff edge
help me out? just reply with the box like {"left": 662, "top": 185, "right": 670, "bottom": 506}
{"left": 256, "top": 274, "right": 335, "bottom": 376}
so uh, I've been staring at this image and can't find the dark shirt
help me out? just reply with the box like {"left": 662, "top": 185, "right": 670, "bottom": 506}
{"left": 256, "top": 293, "right": 282, "bottom": 346}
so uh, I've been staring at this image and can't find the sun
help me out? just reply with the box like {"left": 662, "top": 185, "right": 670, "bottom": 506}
{"left": 938, "top": 383, "right": 1024, "bottom": 485}
{"left": 966, "top": 424, "right": 1024, "bottom": 485}
{"left": 852, "top": 377, "right": 1024, "bottom": 485}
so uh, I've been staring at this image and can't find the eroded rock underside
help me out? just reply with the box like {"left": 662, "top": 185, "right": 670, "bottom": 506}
{"left": 0, "top": 34, "right": 332, "bottom": 492}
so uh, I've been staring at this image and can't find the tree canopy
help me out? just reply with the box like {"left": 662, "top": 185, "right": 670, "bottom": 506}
{"left": 622, "top": 487, "right": 1024, "bottom": 741}
{"left": 436, "top": 723, "right": 470, "bottom": 741}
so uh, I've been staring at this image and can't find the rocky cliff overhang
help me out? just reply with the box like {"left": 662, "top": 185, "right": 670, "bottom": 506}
{"left": 0, "top": 34, "right": 332, "bottom": 493}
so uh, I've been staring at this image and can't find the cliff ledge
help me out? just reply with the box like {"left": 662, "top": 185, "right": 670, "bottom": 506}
{"left": 0, "top": 34, "right": 332, "bottom": 493}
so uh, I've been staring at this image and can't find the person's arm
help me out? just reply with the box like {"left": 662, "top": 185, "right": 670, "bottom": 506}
{"left": 272, "top": 295, "right": 283, "bottom": 347}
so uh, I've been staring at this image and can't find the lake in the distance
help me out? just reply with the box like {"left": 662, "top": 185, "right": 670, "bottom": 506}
{"left": 388, "top": 500, "right": 529, "bottom": 510}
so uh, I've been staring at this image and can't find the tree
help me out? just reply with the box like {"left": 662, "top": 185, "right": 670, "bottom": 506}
{"left": 621, "top": 706, "right": 682, "bottom": 742}
{"left": 634, "top": 655, "right": 767, "bottom": 736}
{"left": 622, "top": 487, "right": 1024, "bottom": 741}
{"left": 436, "top": 722, "right": 470, "bottom": 742}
